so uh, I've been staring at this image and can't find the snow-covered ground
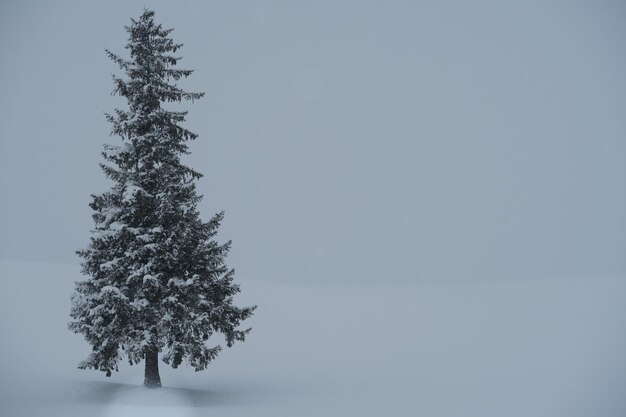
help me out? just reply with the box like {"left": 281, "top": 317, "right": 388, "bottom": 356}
{"left": 1, "top": 259, "right": 625, "bottom": 416}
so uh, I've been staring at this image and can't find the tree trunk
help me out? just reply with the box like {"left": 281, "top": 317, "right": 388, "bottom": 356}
{"left": 144, "top": 347, "right": 162, "bottom": 388}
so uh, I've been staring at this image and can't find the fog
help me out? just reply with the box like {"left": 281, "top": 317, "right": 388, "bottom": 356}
{"left": 1, "top": 0, "right": 625, "bottom": 284}
{"left": 1, "top": 2, "right": 626, "bottom": 416}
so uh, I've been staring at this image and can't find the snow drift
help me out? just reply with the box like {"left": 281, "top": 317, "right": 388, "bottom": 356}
{"left": 1, "top": 259, "right": 625, "bottom": 416}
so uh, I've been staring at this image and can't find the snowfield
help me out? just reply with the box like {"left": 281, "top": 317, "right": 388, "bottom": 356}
{"left": 1, "top": 259, "right": 625, "bottom": 416}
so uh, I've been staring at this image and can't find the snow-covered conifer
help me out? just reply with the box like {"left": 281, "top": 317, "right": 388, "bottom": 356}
{"left": 69, "top": 9, "right": 255, "bottom": 388}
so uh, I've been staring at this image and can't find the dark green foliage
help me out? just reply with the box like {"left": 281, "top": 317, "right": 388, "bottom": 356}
{"left": 69, "top": 9, "right": 255, "bottom": 379}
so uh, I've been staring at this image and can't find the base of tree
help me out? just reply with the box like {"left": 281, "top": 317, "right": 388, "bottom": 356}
{"left": 144, "top": 348, "right": 162, "bottom": 388}
{"left": 144, "top": 380, "right": 162, "bottom": 389}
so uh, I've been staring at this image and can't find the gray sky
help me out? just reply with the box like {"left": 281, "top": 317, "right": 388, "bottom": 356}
{"left": 1, "top": 0, "right": 625, "bottom": 283}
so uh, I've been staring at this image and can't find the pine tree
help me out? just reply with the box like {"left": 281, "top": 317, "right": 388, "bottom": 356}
{"left": 69, "top": 9, "right": 255, "bottom": 388}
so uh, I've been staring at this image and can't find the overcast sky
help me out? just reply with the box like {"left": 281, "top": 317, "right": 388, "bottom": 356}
{"left": 1, "top": 0, "right": 625, "bottom": 283}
